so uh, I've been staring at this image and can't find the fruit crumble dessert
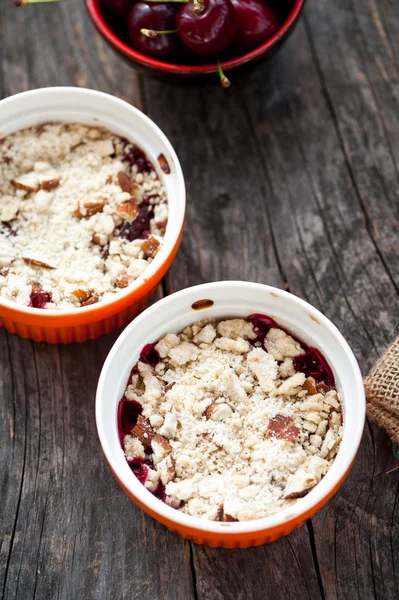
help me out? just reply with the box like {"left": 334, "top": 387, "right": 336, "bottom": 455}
{"left": 118, "top": 314, "right": 343, "bottom": 522}
{"left": 0, "top": 123, "right": 168, "bottom": 309}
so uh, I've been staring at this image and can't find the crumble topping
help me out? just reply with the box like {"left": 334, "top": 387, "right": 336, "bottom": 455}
{"left": 119, "top": 316, "right": 343, "bottom": 522}
{"left": 0, "top": 123, "right": 168, "bottom": 309}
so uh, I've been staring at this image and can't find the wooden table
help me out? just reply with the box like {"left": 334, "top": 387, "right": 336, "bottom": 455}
{"left": 1, "top": 0, "right": 398, "bottom": 598}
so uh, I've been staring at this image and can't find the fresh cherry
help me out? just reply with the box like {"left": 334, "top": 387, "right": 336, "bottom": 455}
{"left": 103, "top": 0, "right": 137, "bottom": 20}
{"left": 230, "top": 0, "right": 279, "bottom": 50}
{"left": 128, "top": 2, "right": 179, "bottom": 60}
{"left": 176, "top": 0, "right": 237, "bottom": 57}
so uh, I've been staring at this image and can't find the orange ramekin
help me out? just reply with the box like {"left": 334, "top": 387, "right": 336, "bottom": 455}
{"left": 96, "top": 282, "right": 366, "bottom": 548}
{"left": 0, "top": 87, "right": 186, "bottom": 343}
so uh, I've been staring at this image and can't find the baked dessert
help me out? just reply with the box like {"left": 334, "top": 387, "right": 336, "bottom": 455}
{"left": 118, "top": 314, "right": 343, "bottom": 522}
{"left": 0, "top": 123, "right": 168, "bottom": 309}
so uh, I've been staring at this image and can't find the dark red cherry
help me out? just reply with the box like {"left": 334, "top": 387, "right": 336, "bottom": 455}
{"left": 128, "top": 2, "right": 178, "bottom": 60}
{"left": 230, "top": 0, "right": 279, "bottom": 50}
{"left": 103, "top": 0, "right": 137, "bottom": 20}
{"left": 177, "top": 0, "right": 237, "bottom": 57}
{"left": 29, "top": 290, "right": 52, "bottom": 309}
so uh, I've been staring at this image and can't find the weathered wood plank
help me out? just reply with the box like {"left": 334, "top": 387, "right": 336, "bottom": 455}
{"left": 192, "top": 526, "right": 322, "bottom": 600}
{"left": 304, "top": 0, "right": 399, "bottom": 289}
{"left": 0, "top": 327, "right": 195, "bottom": 600}
{"left": 1, "top": 0, "right": 398, "bottom": 598}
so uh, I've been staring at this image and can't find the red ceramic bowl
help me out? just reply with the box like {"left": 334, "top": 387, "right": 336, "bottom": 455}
{"left": 86, "top": 0, "right": 306, "bottom": 78}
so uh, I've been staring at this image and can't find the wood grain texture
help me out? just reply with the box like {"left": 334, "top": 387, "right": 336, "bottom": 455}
{"left": 0, "top": 0, "right": 398, "bottom": 598}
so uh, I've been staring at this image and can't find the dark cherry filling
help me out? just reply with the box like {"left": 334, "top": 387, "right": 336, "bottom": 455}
{"left": 122, "top": 141, "right": 153, "bottom": 174}
{"left": 248, "top": 313, "right": 280, "bottom": 345}
{"left": 1, "top": 221, "right": 18, "bottom": 237}
{"left": 139, "top": 343, "right": 161, "bottom": 367}
{"left": 29, "top": 290, "right": 52, "bottom": 309}
{"left": 118, "top": 313, "right": 336, "bottom": 506}
{"left": 117, "top": 396, "right": 142, "bottom": 443}
{"left": 119, "top": 200, "right": 154, "bottom": 242}
{"left": 249, "top": 313, "right": 335, "bottom": 389}
{"left": 130, "top": 463, "right": 148, "bottom": 485}
{"left": 293, "top": 349, "right": 335, "bottom": 388}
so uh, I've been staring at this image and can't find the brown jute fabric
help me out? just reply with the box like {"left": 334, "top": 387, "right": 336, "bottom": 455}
{"left": 364, "top": 336, "right": 399, "bottom": 443}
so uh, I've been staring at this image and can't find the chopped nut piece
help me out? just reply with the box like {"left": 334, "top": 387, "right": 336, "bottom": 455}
{"left": 72, "top": 288, "right": 94, "bottom": 303}
{"left": 267, "top": 414, "right": 300, "bottom": 442}
{"left": 303, "top": 377, "right": 318, "bottom": 395}
{"left": 141, "top": 236, "right": 160, "bottom": 258}
{"left": 22, "top": 256, "right": 55, "bottom": 269}
{"left": 92, "top": 233, "right": 108, "bottom": 246}
{"left": 11, "top": 172, "right": 39, "bottom": 191}
{"left": 151, "top": 434, "right": 172, "bottom": 464}
{"left": 40, "top": 178, "right": 60, "bottom": 190}
{"left": 316, "top": 383, "right": 330, "bottom": 394}
{"left": 30, "top": 281, "right": 43, "bottom": 293}
{"left": 206, "top": 403, "right": 233, "bottom": 422}
{"left": 73, "top": 201, "right": 106, "bottom": 217}
{"left": 157, "top": 454, "right": 176, "bottom": 485}
{"left": 116, "top": 198, "right": 138, "bottom": 221}
{"left": 115, "top": 273, "right": 132, "bottom": 288}
{"left": 117, "top": 171, "right": 134, "bottom": 194}
{"left": 131, "top": 415, "right": 156, "bottom": 449}
{"left": 213, "top": 504, "right": 224, "bottom": 521}
{"left": 80, "top": 292, "right": 99, "bottom": 307}
{"left": 224, "top": 514, "right": 238, "bottom": 522}
{"left": 284, "top": 470, "right": 317, "bottom": 499}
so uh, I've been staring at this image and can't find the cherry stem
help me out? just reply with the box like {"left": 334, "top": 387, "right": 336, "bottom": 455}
{"left": 15, "top": 0, "right": 62, "bottom": 5}
{"left": 141, "top": 28, "right": 178, "bottom": 38}
{"left": 217, "top": 58, "right": 231, "bottom": 89}
{"left": 145, "top": 0, "right": 204, "bottom": 15}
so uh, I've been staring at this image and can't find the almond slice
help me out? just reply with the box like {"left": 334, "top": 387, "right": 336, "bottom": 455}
{"left": 115, "top": 273, "right": 132, "bottom": 288}
{"left": 11, "top": 172, "right": 39, "bottom": 192}
{"left": 117, "top": 171, "right": 134, "bottom": 194}
{"left": 116, "top": 198, "right": 138, "bottom": 221}
{"left": 30, "top": 281, "right": 43, "bottom": 293}
{"left": 157, "top": 454, "right": 176, "bottom": 485}
{"left": 72, "top": 288, "right": 94, "bottom": 303}
{"left": 23, "top": 256, "right": 55, "bottom": 269}
{"left": 141, "top": 236, "right": 160, "bottom": 258}
{"left": 214, "top": 505, "right": 224, "bottom": 522}
{"left": 40, "top": 178, "right": 60, "bottom": 190}
{"left": 283, "top": 470, "right": 317, "bottom": 499}
{"left": 206, "top": 403, "right": 232, "bottom": 422}
{"left": 151, "top": 433, "right": 172, "bottom": 464}
{"left": 224, "top": 513, "right": 238, "bottom": 522}
{"left": 73, "top": 201, "right": 106, "bottom": 217}
{"left": 267, "top": 414, "right": 300, "bottom": 443}
{"left": 303, "top": 377, "right": 318, "bottom": 396}
{"left": 80, "top": 292, "right": 99, "bottom": 307}
{"left": 131, "top": 415, "right": 155, "bottom": 449}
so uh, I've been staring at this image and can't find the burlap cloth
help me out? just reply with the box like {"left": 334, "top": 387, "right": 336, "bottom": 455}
{"left": 364, "top": 336, "right": 399, "bottom": 443}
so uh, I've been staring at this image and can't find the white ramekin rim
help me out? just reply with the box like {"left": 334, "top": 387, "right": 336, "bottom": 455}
{"left": 0, "top": 86, "right": 185, "bottom": 316}
{"left": 96, "top": 281, "right": 366, "bottom": 535}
